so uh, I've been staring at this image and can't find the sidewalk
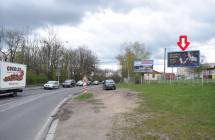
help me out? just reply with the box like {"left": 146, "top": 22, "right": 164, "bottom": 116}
{"left": 53, "top": 87, "right": 138, "bottom": 140}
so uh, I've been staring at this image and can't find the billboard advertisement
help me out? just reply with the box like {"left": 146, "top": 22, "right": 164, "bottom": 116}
{"left": 134, "top": 60, "right": 153, "bottom": 72}
{"left": 168, "top": 50, "right": 200, "bottom": 67}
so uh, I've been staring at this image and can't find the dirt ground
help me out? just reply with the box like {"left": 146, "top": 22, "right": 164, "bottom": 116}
{"left": 54, "top": 86, "right": 138, "bottom": 140}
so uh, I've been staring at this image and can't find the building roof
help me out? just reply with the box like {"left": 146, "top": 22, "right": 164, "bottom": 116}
{"left": 147, "top": 70, "right": 162, "bottom": 74}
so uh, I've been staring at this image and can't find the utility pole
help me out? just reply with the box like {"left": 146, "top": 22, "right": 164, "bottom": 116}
{"left": 164, "top": 48, "right": 167, "bottom": 81}
{"left": 126, "top": 59, "right": 130, "bottom": 82}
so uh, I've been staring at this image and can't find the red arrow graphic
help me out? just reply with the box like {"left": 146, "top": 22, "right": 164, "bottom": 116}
{"left": 177, "top": 35, "right": 190, "bottom": 51}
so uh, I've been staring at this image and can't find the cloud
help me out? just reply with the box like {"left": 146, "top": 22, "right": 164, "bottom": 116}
{"left": 0, "top": 0, "right": 104, "bottom": 28}
{"left": 1, "top": 0, "right": 215, "bottom": 70}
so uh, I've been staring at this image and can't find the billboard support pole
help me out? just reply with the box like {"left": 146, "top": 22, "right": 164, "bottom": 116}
{"left": 141, "top": 73, "right": 144, "bottom": 84}
{"left": 170, "top": 68, "right": 172, "bottom": 85}
{"left": 202, "top": 72, "right": 204, "bottom": 88}
{"left": 170, "top": 67, "right": 173, "bottom": 85}
{"left": 127, "top": 60, "right": 130, "bottom": 83}
{"left": 164, "top": 48, "right": 166, "bottom": 81}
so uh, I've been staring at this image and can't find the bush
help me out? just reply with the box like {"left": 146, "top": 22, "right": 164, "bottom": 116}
{"left": 26, "top": 71, "right": 48, "bottom": 85}
{"left": 75, "top": 93, "right": 93, "bottom": 101}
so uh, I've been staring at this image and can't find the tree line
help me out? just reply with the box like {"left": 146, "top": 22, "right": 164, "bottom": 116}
{"left": 117, "top": 42, "right": 150, "bottom": 83}
{"left": 0, "top": 27, "right": 98, "bottom": 84}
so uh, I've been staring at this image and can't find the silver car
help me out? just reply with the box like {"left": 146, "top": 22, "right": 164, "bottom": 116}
{"left": 44, "top": 81, "right": 60, "bottom": 89}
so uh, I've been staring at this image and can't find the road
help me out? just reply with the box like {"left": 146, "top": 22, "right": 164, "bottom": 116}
{"left": 0, "top": 86, "right": 87, "bottom": 140}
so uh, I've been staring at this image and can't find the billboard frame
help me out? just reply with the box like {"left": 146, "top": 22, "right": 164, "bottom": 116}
{"left": 167, "top": 50, "right": 200, "bottom": 68}
{"left": 133, "top": 60, "right": 154, "bottom": 73}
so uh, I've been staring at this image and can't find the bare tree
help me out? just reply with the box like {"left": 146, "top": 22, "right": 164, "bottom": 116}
{"left": 1, "top": 27, "right": 99, "bottom": 83}
{"left": 3, "top": 29, "right": 24, "bottom": 62}
{"left": 0, "top": 28, "right": 3, "bottom": 49}
{"left": 0, "top": 27, "right": 7, "bottom": 61}
{"left": 61, "top": 47, "right": 98, "bottom": 80}
{"left": 39, "top": 28, "right": 64, "bottom": 79}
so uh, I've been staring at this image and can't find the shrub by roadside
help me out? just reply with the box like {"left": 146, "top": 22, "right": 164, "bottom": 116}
{"left": 75, "top": 92, "right": 93, "bottom": 101}
{"left": 26, "top": 71, "right": 48, "bottom": 85}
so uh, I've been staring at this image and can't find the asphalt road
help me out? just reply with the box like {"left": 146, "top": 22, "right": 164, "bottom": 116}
{"left": 0, "top": 86, "right": 87, "bottom": 140}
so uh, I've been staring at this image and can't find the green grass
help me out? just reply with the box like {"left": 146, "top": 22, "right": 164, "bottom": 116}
{"left": 117, "top": 83, "right": 215, "bottom": 140}
{"left": 75, "top": 92, "right": 93, "bottom": 101}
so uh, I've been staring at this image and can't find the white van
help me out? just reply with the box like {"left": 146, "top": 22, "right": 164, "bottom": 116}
{"left": 0, "top": 61, "right": 27, "bottom": 96}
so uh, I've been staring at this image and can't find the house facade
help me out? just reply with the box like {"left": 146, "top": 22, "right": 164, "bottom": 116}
{"left": 203, "top": 63, "right": 215, "bottom": 79}
{"left": 144, "top": 70, "right": 162, "bottom": 80}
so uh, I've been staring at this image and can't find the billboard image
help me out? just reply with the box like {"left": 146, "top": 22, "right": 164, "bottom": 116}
{"left": 134, "top": 60, "right": 153, "bottom": 72}
{"left": 0, "top": 62, "right": 27, "bottom": 89}
{"left": 168, "top": 50, "right": 200, "bottom": 67}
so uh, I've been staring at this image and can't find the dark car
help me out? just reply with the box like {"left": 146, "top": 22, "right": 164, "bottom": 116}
{"left": 87, "top": 81, "right": 92, "bottom": 86}
{"left": 103, "top": 79, "right": 116, "bottom": 90}
{"left": 62, "top": 79, "right": 76, "bottom": 88}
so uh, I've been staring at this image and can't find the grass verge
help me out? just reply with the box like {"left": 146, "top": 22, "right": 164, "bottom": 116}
{"left": 75, "top": 92, "right": 93, "bottom": 101}
{"left": 111, "top": 83, "right": 215, "bottom": 140}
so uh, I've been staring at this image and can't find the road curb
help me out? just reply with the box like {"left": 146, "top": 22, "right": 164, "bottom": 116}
{"left": 45, "top": 119, "right": 59, "bottom": 140}
{"left": 34, "top": 94, "right": 73, "bottom": 140}
{"left": 44, "top": 92, "right": 84, "bottom": 140}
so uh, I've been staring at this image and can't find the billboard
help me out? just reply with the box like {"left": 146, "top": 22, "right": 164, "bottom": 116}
{"left": 168, "top": 50, "right": 200, "bottom": 67}
{"left": 134, "top": 60, "right": 153, "bottom": 72}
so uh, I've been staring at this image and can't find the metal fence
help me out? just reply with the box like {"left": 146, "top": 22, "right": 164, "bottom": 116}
{"left": 127, "top": 77, "right": 215, "bottom": 86}
{"left": 149, "top": 79, "right": 214, "bottom": 84}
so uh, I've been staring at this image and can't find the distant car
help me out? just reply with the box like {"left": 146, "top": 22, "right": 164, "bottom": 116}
{"left": 87, "top": 81, "right": 92, "bottom": 86}
{"left": 44, "top": 81, "right": 60, "bottom": 89}
{"left": 103, "top": 79, "right": 116, "bottom": 90}
{"left": 93, "top": 81, "right": 99, "bottom": 85}
{"left": 76, "top": 80, "right": 84, "bottom": 86}
{"left": 62, "top": 79, "right": 76, "bottom": 88}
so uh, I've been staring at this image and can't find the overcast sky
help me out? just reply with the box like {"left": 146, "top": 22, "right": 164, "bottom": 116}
{"left": 1, "top": 0, "right": 215, "bottom": 71}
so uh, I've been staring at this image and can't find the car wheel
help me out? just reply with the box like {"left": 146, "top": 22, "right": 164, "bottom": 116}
{"left": 11, "top": 92, "right": 17, "bottom": 97}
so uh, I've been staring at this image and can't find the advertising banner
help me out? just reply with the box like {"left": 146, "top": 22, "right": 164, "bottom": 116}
{"left": 0, "top": 62, "right": 26, "bottom": 89}
{"left": 134, "top": 60, "right": 153, "bottom": 73}
{"left": 168, "top": 51, "right": 200, "bottom": 67}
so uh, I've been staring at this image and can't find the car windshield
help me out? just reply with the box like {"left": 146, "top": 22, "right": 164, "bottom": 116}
{"left": 47, "top": 81, "right": 56, "bottom": 84}
{"left": 64, "top": 80, "right": 71, "bottom": 83}
{"left": 106, "top": 80, "right": 114, "bottom": 84}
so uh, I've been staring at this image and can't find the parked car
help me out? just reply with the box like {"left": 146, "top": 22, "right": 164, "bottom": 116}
{"left": 101, "top": 80, "right": 105, "bottom": 84}
{"left": 76, "top": 80, "right": 84, "bottom": 86}
{"left": 93, "top": 80, "right": 99, "bottom": 85}
{"left": 44, "top": 81, "right": 60, "bottom": 89}
{"left": 103, "top": 79, "right": 116, "bottom": 90}
{"left": 87, "top": 81, "right": 92, "bottom": 86}
{"left": 62, "top": 79, "right": 76, "bottom": 88}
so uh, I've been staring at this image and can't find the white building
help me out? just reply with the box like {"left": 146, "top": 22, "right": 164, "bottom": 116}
{"left": 203, "top": 63, "right": 215, "bottom": 79}
{"left": 144, "top": 70, "right": 162, "bottom": 80}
